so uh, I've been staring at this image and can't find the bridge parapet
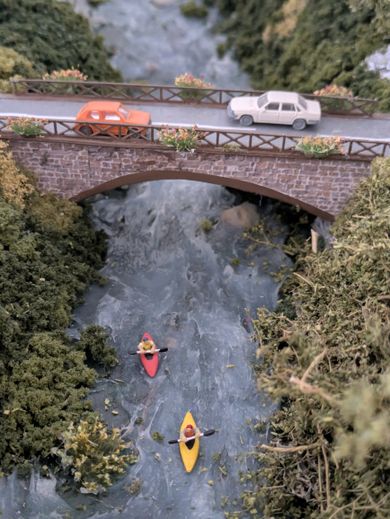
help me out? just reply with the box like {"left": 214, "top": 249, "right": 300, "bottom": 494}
{"left": 1, "top": 118, "right": 389, "bottom": 159}
{"left": 10, "top": 79, "right": 379, "bottom": 116}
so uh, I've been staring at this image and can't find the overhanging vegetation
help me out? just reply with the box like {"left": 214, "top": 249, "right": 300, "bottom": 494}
{"left": 0, "top": 0, "right": 121, "bottom": 80}
{"left": 0, "top": 141, "right": 133, "bottom": 490}
{"left": 210, "top": 0, "right": 390, "bottom": 111}
{"left": 247, "top": 157, "right": 390, "bottom": 517}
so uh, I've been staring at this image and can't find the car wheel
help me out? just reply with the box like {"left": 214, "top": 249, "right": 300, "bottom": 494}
{"left": 292, "top": 119, "right": 306, "bottom": 130}
{"left": 239, "top": 115, "right": 254, "bottom": 126}
{"left": 79, "top": 125, "right": 93, "bottom": 136}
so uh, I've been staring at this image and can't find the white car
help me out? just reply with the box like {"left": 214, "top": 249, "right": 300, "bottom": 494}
{"left": 227, "top": 90, "right": 321, "bottom": 130}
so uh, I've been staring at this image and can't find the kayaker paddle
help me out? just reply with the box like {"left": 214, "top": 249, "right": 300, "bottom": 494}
{"left": 168, "top": 429, "right": 216, "bottom": 444}
{"left": 128, "top": 347, "right": 168, "bottom": 356}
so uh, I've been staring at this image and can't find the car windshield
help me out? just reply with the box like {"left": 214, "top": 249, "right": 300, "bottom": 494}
{"left": 257, "top": 94, "right": 268, "bottom": 108}
{"left": 118, "top": 107, "right": 128, "bottom": 117}
{"left": 298, "top": 95, "right": 308, "bottom": 110}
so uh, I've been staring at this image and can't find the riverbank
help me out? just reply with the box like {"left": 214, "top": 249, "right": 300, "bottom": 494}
{"left": 247, "top": 157, "right": 390, "bottom": 517}
{"left": 0, "top": 141, "right": 127, "bottom": 478}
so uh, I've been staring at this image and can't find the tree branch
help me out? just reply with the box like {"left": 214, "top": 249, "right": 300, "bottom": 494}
{"left": 259, "top": 442, "right": 322, "bottom": 453}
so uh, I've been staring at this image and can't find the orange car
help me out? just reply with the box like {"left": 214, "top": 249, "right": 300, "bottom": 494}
{"left": 75, "top": 100, "right": 150, "bottom": 137}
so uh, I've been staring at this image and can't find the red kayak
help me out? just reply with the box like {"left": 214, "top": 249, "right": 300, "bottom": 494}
{"left": 139, "top": 332, "right": 159, "bottom": 378}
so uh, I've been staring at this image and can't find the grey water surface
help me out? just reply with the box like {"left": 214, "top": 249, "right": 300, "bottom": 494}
{"left": 66, "top": 0, "right": 250, "bottom": 88}
{"left": 0, "top": 2, "right": 281, "bottom": 516}
{"left": 0, "top": 180, "right": 290, "bottom": 518}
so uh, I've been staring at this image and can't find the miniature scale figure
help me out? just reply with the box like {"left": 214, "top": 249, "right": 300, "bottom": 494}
{"left": 138, "top": 337, "right": 157, "bottom": 354}
{"left": 180, "top": 423, "right": 201, "bottom": 443}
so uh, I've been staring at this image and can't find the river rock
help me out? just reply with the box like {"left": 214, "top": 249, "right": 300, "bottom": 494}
{"left": 223, "top": 265, "right": 234, "bottom": 277}
{"left": 86, "top": 193, "right": 105, "bottom": 202}
{"left": 151, "top": 0, "right": 177, "bottom": 6}
{"left": 220, "top": 202, "right": 260, "bottom": 229}
{"left": 163, "top": 312, "right": 180, "bottom": 329}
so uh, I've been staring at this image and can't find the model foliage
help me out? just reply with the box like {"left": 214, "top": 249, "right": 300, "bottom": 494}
{"left": 209, "top": 0, "right": 390, "bottom": 110}
{"left": 0, "top": 0, "right": 120, "bottom": 81}
{"left": 52, "top": 417, "right": 137, "bottom": 494}
{"left": 0, "top": 142, "right": 130, "bottom": 489}
{"left": 247, "top": 157, "right": 390, "bottom": 517}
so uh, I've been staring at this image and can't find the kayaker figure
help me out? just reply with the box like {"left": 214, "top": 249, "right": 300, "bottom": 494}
{"left": 180, "top": 423, "right": 201, "bottom": 443}
{"left": 138, "top": 337, "right": 157, "bottom": 355}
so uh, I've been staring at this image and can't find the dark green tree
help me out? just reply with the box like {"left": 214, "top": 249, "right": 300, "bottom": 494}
{"left": 0, "top": 0, "right": 121, "bottom": 80}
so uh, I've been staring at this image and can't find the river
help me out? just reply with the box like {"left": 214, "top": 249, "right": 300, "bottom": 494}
{"left": 65, "top": 0, "right": 250, "bottom": 87}
{"left": 0, "top": 2, "right": 293, "bottom": 518}
{"left": 0, "top": 181, "right": 291, "bottom": 518}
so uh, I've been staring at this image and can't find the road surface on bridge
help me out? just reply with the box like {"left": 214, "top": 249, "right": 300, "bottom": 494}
{"left": 1, "top": 95, "right": 390, "bottom": 141}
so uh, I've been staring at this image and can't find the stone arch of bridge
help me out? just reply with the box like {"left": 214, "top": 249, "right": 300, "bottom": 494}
{"left": 71, "top": 169, "right": 333, "bottom": 220}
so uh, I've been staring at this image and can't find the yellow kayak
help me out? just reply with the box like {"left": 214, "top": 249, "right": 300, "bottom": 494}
{"left": 179, "top": 411, "right": 200, "bottom": 473}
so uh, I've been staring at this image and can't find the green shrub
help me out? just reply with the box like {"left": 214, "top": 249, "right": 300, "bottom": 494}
{"left": 216, "top": 42, "right": 227, "bottom": 58}
{"left": 0, "top": 74, "right": 28, "bottom": 94}
{"left": 222, "top": 143, "right": 241, "bottom": 153}
{"left": 151, "top": 431, "right": 165, "bottom": 442}
{"left": 180, "top": 1, "right": 208, "bottom": 18}
{"left": 78, "top": 325, "right": 118, "bottom": 369}
{"left": 199, "top": 218, "right": 214, "bottom": 232}
{"left": 347, "top": 65, "right": 390, "bottom": 112}
{"left": 0, "top": 333, "right": 96, "bottom": 470}
{"left": 0, "top": 152, "right": 108, "bottom": 475}
{"left": 211, "top": 0, "right": 389, "bottom": 110}
{"left": 52, "top": 416, "right": 137, "bottom": 494}
{"left": 9, "top": 117, "right": 45, "bottom": 137}
{"left": 0, "top": 46, "right": 34, "bottom": 79}
{"left": 0, "top": 141, "right": 33, "bottom": 207}
{"left": 27, "top": 192, "right": 83, "bottom": 235}
{"left": 159, "top": 126, "right": 202, "bottom": 152}
{"left": 40, "top": 67, "right": 89, "bottom": 95}
{"left": 174, "top": 73, "right": 214, "bottom": 101}
{"left": 0, "top": 0, "right": 121, "bottom": 81}
{"left": 295, "top": 136, "right": 345, "bottom": 157}
{"left": 88, "top": 0, "right": 108, "bottom": 6}
{"left": 250, "top": 157, "right": 390, "bottom": 517}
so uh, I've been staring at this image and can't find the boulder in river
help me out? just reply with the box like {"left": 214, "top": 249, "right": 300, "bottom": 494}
{"left": 151, "top": 0, "right": 177, "bottom": 7}
{"left": 220, "top": 202, "right": 260, "bottom": 229}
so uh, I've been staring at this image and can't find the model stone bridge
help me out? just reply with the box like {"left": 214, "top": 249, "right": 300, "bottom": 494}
{"left": 2, "top": 80, "right": 389, "bottom": 220}
{"left": 6, "top": 137, "right": 372, "bottom": 220}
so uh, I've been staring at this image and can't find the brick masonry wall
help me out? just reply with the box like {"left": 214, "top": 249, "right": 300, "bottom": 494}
{"left": 7, "top": 139, "right": 372, "bottom": 220}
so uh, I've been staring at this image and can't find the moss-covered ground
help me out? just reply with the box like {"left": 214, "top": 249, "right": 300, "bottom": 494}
{"left": 241, "top": 157, "right": 390, "bottom": 517}
{"left": 0, "top": 140, "right": 135, "bottom": 490}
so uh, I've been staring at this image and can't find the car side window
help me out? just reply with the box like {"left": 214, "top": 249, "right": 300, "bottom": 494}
{"left": 90, "top": 111, "right": 100, "bottom": 120}
{"left": 257, "top": 94, "right": 268, "bottom": 108}
{"left": 105, "top": 113, "right": 121, "bottom": 121}
{"left": 265, "top": 103, "right": 280, "bottom": 110}
{"left": 281, "top": 103, "right": 295, "bottom": 111}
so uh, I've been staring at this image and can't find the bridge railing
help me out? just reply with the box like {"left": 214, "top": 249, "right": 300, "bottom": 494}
{"left": 1, "top": 118, "right": 389, "bottom": 158}
{"left": 9, "top": 79, "right": 378, "bottom": 116}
